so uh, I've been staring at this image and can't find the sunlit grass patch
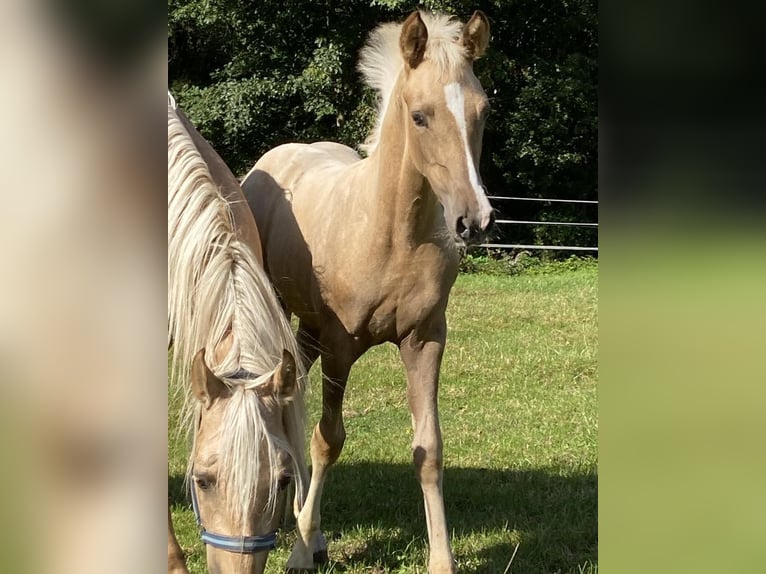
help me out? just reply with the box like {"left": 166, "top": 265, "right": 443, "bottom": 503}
{"left": 170, "top": 266, "right": 597, "bottom": 573}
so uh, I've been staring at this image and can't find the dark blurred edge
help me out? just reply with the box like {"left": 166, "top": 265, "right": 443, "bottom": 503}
{"left": 44, "top": 0, "right": 164, "bottom": 71}
{"left": 601, "top": 0, "right": 765, "bottom": 219}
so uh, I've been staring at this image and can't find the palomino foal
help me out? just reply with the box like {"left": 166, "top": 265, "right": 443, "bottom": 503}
{"left": 242, "top": 11, "right": 492, "bottom": 573}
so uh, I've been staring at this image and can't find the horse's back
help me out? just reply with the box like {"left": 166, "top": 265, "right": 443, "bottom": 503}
{"left": 251, "top": 142, "right": 360, "bottom": 188}
{"left": 243, "top": 140, "right": 368, "bottom": 257}
{"left": 242, "top": 142, "right": 364, "bottom": 324}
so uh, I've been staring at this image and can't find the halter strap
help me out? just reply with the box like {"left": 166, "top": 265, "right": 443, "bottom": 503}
{"left": 190, "top": 479, "right": 277, "bottom": 554}
{"left": 226, "top": 367, "right": 261, "bottom": 380}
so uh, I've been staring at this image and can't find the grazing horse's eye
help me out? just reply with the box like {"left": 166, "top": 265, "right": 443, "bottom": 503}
{"left": 411, "top": 111, "right": 428, "bottom": 128}
{"left": 194, "top": 474, "right": 215, "bottom": 491}
{"left": 278, "top": 475, "right": 292, "bottom": 491}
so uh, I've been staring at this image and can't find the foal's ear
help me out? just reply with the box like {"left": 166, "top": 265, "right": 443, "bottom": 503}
{"left": 400, "top": 11, "right": 428, "bottom": 69}
{"left": 270, "top": 349, "right": 297, "bottom": 400}
{"left": 461, "top": 10, "right": 490, "bottom": 60}
{"left": 191, "top": 349, "right": 227, "bottom": 409}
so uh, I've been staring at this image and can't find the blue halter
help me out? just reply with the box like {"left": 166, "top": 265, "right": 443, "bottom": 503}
{"left": 190, "top": 479, "right": 277, "bottom": 554}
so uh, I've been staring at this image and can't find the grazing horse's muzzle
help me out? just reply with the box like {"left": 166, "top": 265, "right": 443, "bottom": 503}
{"left": 191, "top": 480, "right": 277, "bottom": 556}
{"left": 456, "top": 209, "right": 495, "bottom": 244}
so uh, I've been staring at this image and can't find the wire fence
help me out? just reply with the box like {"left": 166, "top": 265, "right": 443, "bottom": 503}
{"left": 480, "top": 195, "right": 599, "bottom": 253}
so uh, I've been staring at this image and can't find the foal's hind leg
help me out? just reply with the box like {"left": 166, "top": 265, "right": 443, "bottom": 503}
{"left": 293, "top": 322, "right": 329, "bottom": 564}
{"left": 167, "top": 506, "right": 189, "bottom": 574}
{"left": 286, "top": 334, "right": 354, "bottom": 572}
{"left": 296, "top": 321, "right": 322, "bottom": 371}
{"left": 399, "top": 317, "right": 456, "bottom": 574}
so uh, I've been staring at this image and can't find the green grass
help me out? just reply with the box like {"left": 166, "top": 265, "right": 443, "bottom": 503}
{"left": 170, "top": 265, "right": 597, "bottom": 573}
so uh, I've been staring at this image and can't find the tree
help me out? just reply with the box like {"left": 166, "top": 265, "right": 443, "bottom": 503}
{"left": 169, "top": 0, "right": 597, "bottom": 251}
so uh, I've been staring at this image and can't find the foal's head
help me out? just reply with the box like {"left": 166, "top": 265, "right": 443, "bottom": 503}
{"left": 189, "top": 349, "right": 300, "bottom": 573}
{"left": 394, "top": 11, "right": 494, "bottom": 244}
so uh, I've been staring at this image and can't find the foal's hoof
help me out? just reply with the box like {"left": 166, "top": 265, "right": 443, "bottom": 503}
{"left": 285, "top": 569, "right": 315, "bottom": 574}
{"left": 313, "top": 549, "right": 329, "bottom": 565}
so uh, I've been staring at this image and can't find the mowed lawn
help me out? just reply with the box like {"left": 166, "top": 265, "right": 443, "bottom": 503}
{"left": 169, "top": 266, "right": 598, "bottom": 573}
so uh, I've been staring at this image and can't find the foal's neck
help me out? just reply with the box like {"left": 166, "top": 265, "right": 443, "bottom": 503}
{"left": 369, "top": 87, "right": 442, "bottom": 249}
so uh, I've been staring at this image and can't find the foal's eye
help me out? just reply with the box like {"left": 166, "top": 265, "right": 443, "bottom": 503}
{"left": 411, "top": 111, "right": 428, "bottom": 128}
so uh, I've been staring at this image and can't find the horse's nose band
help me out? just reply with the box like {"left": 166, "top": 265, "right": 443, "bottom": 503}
{"left": 190, "top": 474, "right": 277, "bottom": 554}
{"left": 200, "top": 529, "right": 277, "bottom": 554}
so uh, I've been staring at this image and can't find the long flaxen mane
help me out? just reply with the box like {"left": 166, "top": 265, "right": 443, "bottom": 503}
{"left": 358, "top": 11, "right": 468, "bottom": 154}
{"left": 167, "top": 93, "right": 306, "bottom": 529}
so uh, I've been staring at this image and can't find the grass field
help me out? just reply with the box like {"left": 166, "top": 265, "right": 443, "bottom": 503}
{"left": 169, "top": 264, "right": 598, "bottom": 573}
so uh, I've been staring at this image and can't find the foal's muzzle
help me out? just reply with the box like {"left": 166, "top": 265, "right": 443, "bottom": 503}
{"left": 456, "top": 209, "right": 495, "bottom": 243}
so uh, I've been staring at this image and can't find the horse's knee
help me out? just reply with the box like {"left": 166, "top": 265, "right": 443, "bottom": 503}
{"left": 311, "top": 421, "right": 346, "bottom": 466}
{"left": 412, "top": 443, "right": 443, "bottom": 485}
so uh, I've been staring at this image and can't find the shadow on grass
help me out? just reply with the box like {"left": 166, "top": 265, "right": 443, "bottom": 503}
{"left": 170, "top": 463, "right": 596, "bottom": 573}
{"left": 322, "top": 463, "right": 596, "bottom": 573}
{"left": 168, "top": 473, "right": 188, "bottom": 508}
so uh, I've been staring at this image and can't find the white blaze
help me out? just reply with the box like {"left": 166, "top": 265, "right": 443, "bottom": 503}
{"left": 443, "top": 82, "right": 493, "bottom": 225}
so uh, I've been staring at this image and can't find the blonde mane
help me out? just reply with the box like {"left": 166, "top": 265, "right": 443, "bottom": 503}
{"left": 358, "top": 11, "right": 467, "bottom": 154}
{"left": 168, "top": 96, "right": 306, "bottom": 528}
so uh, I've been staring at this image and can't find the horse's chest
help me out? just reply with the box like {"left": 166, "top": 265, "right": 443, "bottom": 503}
{"left": 330, "top": 258, "right": 454, "bottom": 343}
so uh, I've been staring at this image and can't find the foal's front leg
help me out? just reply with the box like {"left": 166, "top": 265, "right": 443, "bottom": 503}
{"left": 399, "top": 318, "right": 456, "bottom": 574}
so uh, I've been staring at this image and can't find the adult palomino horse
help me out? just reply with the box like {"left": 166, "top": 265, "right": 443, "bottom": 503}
{"left": 168, "top": 93, "right": 309, "bottom": 574}
{"left": 241, "top": 11, "right": 493, "bottom": 573}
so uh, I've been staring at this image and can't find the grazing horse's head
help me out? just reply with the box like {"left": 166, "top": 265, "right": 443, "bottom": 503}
{"left": 169, "top": 94, "right": 308, "bottom": 573}
{"left": 390, "top": 11, "right": 494, "bottom": 244}
{"left": 189, "top": 347, "right": 299, "bottom": 573}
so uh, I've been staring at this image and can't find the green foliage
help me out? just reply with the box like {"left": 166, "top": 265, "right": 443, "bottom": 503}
{"left": 169, "top": 0, "right": 597, "bottom": 250}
